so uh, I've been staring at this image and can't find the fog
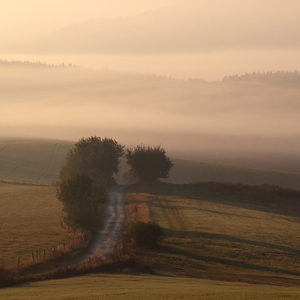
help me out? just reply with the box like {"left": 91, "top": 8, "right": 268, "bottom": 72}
{"left": 0, "top": 1, "right": 299, "bottom": 172}
{"left": 1, "top": 64, "right": 300, "bottom": 172}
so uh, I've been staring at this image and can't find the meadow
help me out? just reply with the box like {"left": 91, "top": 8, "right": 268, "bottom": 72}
{"left": 1, "top": 274, "right": 300, "bottom": 300}
{"left": 0, "top": 138, "right": 73, "bottom": 185}
{"left": 0, "top": 182, "right": 69, "bottom": 267}
{"left": 1, "top": 154, "right": 300, "bottom": 297}
{"left": 126, "top": 183, "right": 300, "bottom": 286}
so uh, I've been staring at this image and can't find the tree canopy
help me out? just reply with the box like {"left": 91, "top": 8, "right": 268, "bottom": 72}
{"left": 59, "top": 136, "right": 124, "bottom": 188}
{"left": 125, "top": 145, "right": 173, "bottom": 183}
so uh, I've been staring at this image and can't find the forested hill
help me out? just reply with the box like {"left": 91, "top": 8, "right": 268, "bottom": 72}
{"left": 0, "top": 59, "right": 76, "bottom": 69}
{"left": 223, "top": 71, "right": 300, "bottom": 87}
{"left": 1, "top": 59, "right": 299, "bottom": 87}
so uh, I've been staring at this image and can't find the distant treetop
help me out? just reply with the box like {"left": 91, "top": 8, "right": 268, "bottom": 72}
{"left": 0, "top": 59, "right": 77, "bottom": 69}
{"left": 222, "top": 71, "right": 300, "bottom": 86}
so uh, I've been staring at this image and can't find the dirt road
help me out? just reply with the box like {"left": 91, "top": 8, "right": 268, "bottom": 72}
{"left": 78, "top": 185, "right": 125, "bottom": 262}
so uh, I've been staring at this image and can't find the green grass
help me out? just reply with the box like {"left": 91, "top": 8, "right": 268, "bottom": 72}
{"left": 1, "top": 274, "right": 300, "bottom": 300}
{"left": 0, "top": 182, "right": 69, "bottom": 267}
{"left": 126, "top": 183, "right": 300, "bottom": 285}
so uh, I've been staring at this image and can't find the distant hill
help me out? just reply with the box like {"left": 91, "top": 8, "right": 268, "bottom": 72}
{"left": 21, "top": 1, "right": 300, "bottom": 54}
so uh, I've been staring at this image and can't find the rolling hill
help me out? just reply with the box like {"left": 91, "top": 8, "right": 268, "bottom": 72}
{"left": 1, "top": 138, "right": 300, "bottom": 190}
{"left": 0, "top": 138, "right": 73, "bottom": 185}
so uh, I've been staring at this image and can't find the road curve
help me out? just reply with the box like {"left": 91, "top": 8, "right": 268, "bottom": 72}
{"left": 78, "top": 185, "right": 125, "bottom": 262}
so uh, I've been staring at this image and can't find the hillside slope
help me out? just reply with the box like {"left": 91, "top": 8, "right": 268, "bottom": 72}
{"left": 1, "top": 138, "right": 300, "bottom": 190}
{"left": 0, "top": 138, "right": 73, "bottom": 185}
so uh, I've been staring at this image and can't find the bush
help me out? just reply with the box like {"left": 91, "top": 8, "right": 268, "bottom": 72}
{"left": 0, "top": 267, "right": 14, "bottom": 288}
{"left": 123, "top": 222, "right": 164, "bottom": 249}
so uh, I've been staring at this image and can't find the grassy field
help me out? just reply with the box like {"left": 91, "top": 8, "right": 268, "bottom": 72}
{"left": 1, "top": 274, "right": 300, "bottom": 300}
{"left": 1, "top": 181, "right": 300, "bottom": 297}
{"left": 1, "top": 138, "right": 300, "bottom": 190}
{"left": 0, "top": 182, "right": 69, "bottom": 267}
{"left": 0, "top": 138, "right": 73, "bottom": 185}
{"left": 164, "top": 157, "right": 300, "bottom": 190}
{"left": 125, "top": 183, "right": 300, "bottom": 286}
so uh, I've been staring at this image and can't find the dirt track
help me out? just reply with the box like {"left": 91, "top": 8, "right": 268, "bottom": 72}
{"left": 78, "top": 185, "right": 125, "bottom": 262}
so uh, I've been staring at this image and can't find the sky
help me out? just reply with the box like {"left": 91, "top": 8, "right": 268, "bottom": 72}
{"left": 0, "top": 0, "right": 300, "bottom": 80}
{"left": 0, "top": 0, "right": 178, "bottom": 46}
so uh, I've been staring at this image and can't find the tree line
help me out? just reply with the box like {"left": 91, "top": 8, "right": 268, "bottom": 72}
{"left": 0, "top": 59, "right": 76, "bottom": 68}
{"left": 222, "top": 71, "right": 300, "bottom": 86}
{"left": 56, "top": 136, "right": 173, "bottom": 233}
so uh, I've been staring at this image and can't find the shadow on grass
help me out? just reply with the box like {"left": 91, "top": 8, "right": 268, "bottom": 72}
{"left": 126, "top": 182, "right": 300, "bottom": 218}
{"left": 159, "top": 243, "right": 300, "bottom": 277}
{"left": 164, "top": 228, "right": 300, "bottom": 256}
{"left": 149, "top": 199, "right": 260, "bottom": 220}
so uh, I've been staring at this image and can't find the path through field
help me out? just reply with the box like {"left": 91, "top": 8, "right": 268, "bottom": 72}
{"left": 78, "top": 185, "right": 125, "bottom": 262}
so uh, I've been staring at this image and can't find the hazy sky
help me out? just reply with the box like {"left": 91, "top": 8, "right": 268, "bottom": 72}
{"left": 1, "top": 0, "right": 300, "bottom": 80}
{"left": 0, "top": 0, "right": 177, "bottom": 45}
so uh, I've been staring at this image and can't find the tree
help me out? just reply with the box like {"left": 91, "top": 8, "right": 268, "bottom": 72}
{"left": 59, "top": 136, "right": 124, "bottom": 188}
{"left": 125, "top": 145, "right": 173, "bottom": 183}
{"left": 56, "top": 174, "right": 105, "bottom": 231}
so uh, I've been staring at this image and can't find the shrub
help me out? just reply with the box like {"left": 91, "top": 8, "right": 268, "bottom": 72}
{"left": 123, "top": 222, "right": 164, "bottom": 249}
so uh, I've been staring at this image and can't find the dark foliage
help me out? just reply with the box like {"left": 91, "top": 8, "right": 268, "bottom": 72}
{"left": 123, "top": 221, "right": 164, "bottom": 249}
{"left": 125, "top": 145, "right": 173, "bottom": 183}
{"left": 222, "top": 71, "right": 300, "bottom": 86}
{"left": 0, "top": 267, "right": 15, "bottom": 288}
{"left": 57, "top": 174, "right": 105, "bottom": 231}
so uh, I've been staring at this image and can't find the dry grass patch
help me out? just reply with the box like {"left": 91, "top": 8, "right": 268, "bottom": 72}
{"left": 124, "top": 193, "right": 152, "bottom": 224}
{"left": 0, "top": 183, "right": 69, "bottom": 267}
{"left": 2, "top": 274, "right": 300, "bottom": 300}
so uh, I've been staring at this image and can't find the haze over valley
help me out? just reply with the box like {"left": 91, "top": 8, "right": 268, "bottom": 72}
{"left": 1, "top": 0, "right": 300, "bottom": 175}
{"left": 2, "top": 2, "right": 300, "bottom": 294}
